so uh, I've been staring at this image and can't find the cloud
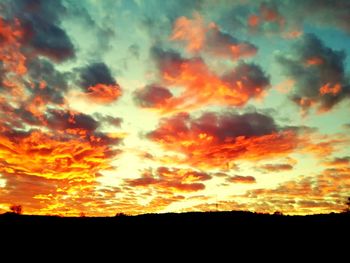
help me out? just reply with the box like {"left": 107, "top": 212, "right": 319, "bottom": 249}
{"left": 170, "top": 12, "right": 206, "bottom": 52}
{"left": 322, "top": 156, "right": 350, "bottom": 167}
{"left": 27, "top": 58, "right": 69, "bottom": 104}
{"left": 95, "top": 115, "right": 123, "bottom": 128}
{"left": 277, "top": 0, "right": 350, "bottom": 35}
{"left": 276, "top": 33, "right": 350, "bottom": 113}
{"left": 126, "top": 166, "right": 211, "bottom": 192}
{"left": 133, "top": 84, "right": 173, "bottom": 108}
{"left": 219, "top": 1, "right": 350, "bottom": 39}
{"left": 78, "top": 62, "right": 122, "bottom": 103}
{"left": 149, "top": 47, "right": 269, "bottom": 112}
{"left": 0, "top": 129, "right": 120, "bottom": 181}
{"left": 45, "top": 109, "right": 99, "bottom": 134}
{"left": 0, "top": 18, "right": 27, "bottom": 76}
{"left": 257, "top": 163, "right": 294, "bottom": 173}
{"left": 244, "top": 164, "right": 350, "bottom": 214}
{"left": 128, "top": 44, "right": 140, "bottom": 59}
{"left": 246, "top": 2, "right": 285, "bottom": 34}
{"left": 147, "top": 110, "right": 299, "bottom": 168}
{"left": 0, "top": 13, "right": 123, "bottom": 215}
{"left": 227, "top": 175, "right": 256, "bottom": 184}
{"left": 3, "top": 0, "right": 75, "bottom": 62}
{"left": 171, "top": 13, "right": 257, "bottom": 59}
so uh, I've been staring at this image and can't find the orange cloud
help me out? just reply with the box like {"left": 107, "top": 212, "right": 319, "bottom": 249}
{"left": 227, "top": 175, "right": 256, "bottom": 184}
{"left": 86, "top": 84, "right": 122, "bottom": 104}
{"left": 274, "top": 79, "right": 295, "bottom": 94}
{"left": 306, "top": 57, "right": 324, "bottom": 66}
{"left": 150, "top": 49, "right": 269, "bottom": 113}
{"left": 148, "top": 111, "right": 299, "bottom": 168}
{"left": 126, "top": 167, "right": 211, "bottom": 193}
{"left": 0, "top": 130, "right": 119, "bottom": 181}
{"left": 319, "top": 83, "right": 342, "bottom": 96}
{"left": 244, "top": 164, "right": 350, "bottom": 214}
{"left": 282, "top": 30, "right": 303, "bottom": 39}
{"left": 171, "top": 13, "right": 257, "bottom": 60}
{"left": 170, "top": 12, "right": 206, "bottom": 52}
{"left": 248, "top": 15, "right": 260, "bottom": 27}
{"left": 322, "top": 157, "right": 350, "bottom": 167}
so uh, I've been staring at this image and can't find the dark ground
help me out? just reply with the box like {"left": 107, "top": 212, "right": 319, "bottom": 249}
{"left": 1, "top": 211, "right": 349, "bottom": 234}
{"left": 1, "top": 211, "right": 348, "bottom": 253}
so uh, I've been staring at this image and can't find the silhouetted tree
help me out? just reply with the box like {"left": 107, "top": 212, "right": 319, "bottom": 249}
{"left": 273, "top": 211, "right": 283, "bottom": 216}
{"left": 115, "top": 212, "right": 127, "bottom": 217}
{"left": 345, "top": 197, "right": 350, "bottom": 213}
{"left": 79, "top": 212, "right": 86, "bottom": 217}
{"left": 10, "top": 205, "right": 22, "bottom": 215}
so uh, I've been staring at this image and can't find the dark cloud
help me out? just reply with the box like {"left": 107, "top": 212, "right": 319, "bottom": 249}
{"left": 277, "top": 0, "right": 350, "bottom": 34}
{"left": 27, "top": 58, "right": 69, "bottom": 104}
{"left": 46, "top": 109, "right": 99, "bottom": 133}
{"left": 217, "top": 0, "right": 350, "bottom": 39}
{"left": 227, "top": 175, "right": 256, "bottom": 184}
{"left": 258, "top": 163, "right": 294, "bottom": 172}
{"left": 151, "top": 47, "right": 184, "bottom": 78}
{"left": 276, "top": 33, "right": 350, "bottom": 112}
{"left": 148, "top": 110, "right": 279, "bottom": 144}
{"left": 205, "top": 24, "right": 257, "bottom": 59}
{"left": 134, "top": 84, "right": 173, "bottom": 108}
{"left": 192, "top": 111, "right": 278, "bottom": 141}
{"left": 222, "top": 61, "right": 270, "bottom": 98}
{"left": 78, "top": 62, "right": 122, "bottom": 103}
{"left": 79, "top": 62, "right": 116, "bottom": 90}
{"left": 100, "top": 115, "right": 123, "bottom": 128}
{"left": 3, "top": 0, "right": 75, "bottom": 62}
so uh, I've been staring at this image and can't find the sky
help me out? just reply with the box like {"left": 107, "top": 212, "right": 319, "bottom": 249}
{"left": 0, "top": 0, "right": 350, "bottom": 216}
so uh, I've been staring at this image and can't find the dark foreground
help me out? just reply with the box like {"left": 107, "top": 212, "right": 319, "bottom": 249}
{"left": 1, "top": 211, "right": 349, "bottom": 235}
{"left": 1, "top": 211, "right": 349, "bottom": 252}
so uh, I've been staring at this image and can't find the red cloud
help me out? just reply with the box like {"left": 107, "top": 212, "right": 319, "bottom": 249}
{"left": 171, "top": 13, "right": 257, "bottom": 60}
{"left": 126, "top": 167, "right": 211, "bottom": 192}
{"left": 148, "top": 111, "right": 299, "bottom": 168}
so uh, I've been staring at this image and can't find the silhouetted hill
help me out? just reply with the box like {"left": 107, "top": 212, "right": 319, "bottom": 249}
{"left": 1, "top": 211, "right": 349, "bottom": 253}
{"left": 1, "top": 211, "right": 349, "bottom": 235}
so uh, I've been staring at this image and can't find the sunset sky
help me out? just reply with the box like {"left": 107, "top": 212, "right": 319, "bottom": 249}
{"left": 1, "top": 0, "right": 350, "bottom": 216}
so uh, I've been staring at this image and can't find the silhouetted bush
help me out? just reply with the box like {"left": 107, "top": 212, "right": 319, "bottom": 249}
{"left": 345, "top": 197, "right": 350, "bottom": 213}
{"left": 273, "top": 211, "right": 283, "bottom": 216}
{"left": 10, "top": 205, "right": 22, "bottom": 215}
{"left": 115, "top": 212, "right": 127, "bottom": 217}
